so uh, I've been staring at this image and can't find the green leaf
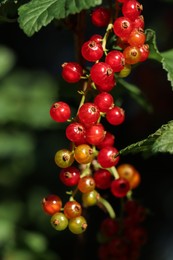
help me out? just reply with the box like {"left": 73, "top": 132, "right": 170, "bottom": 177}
{"left": 146, "top": 29, "right": 173, "bottom": 88}
{"left": 160, "top": 49, "right": 173, "bottom": 89}
{"left": 118, "top": 78, "right": 153, "bottom": 113}
{"left": 18, "top": 0, "right": 102, "bottom": 36}
{"left": 119, "top": 120, "right": 173, "bottom": 156}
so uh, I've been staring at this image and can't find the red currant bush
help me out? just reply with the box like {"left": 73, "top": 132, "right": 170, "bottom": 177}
{"left": 42, "top": 194, "right": 62, "bottom": 215}
{"left": 50, "top": 101, "right": 71, "bottom": 122}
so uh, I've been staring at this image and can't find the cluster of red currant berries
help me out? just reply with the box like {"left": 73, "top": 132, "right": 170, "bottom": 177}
{"left": 42, "top": 0, "right": 149, "bottom": 241}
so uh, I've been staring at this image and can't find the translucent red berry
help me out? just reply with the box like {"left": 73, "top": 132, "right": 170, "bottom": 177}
{"left": 65, "top": 122, "right": 86, "bottom": 144}
{"left": 113, "top": 16, "right": 133, "bottom": 41}
{"left": 139, "top": 44, "right": 150, "bottom": 62}
{"left": 90, "top": 62, "right": 115, "bottom": 90}
{"left": 122, "top": 0, "right": 143, "bottom": 22}
{"left": 105, "top": 50, "right": 125, "bottom": 72}
{"left": 94, "top": 92, "right": 114, "bottom": 113}
{"left": 106, "top": 106, "right": 125, "bottom": 125}
{"left": 97, "top": 146, "right": 120, "bottom": 168}
{"left": 81, "top": 40, "right": 103, "bottom": 62}
{"left": 50, "top": 101, "right": 71, "bottom": 122}
{"left": 91, "top": 7, "right": 111, "bottom": 27}
{"left": 96, "top": 131, "right": 115, "bottom": 150}
{"left": 42, "top": 194, "right": 62, "bottom": 215}
{"left": 78, "top": 102, "right": 100, "bottom": 126}
{"left": 85, "top": 123, "right": 105, "bottom": 145}
{"left": 93, "top": 168, "right": 112, "bottom": 189}
{"left": 110, "top": 178, "right": 130, "bottom": 198}
{"left": 62, "top": 62, "right": 83, "bottom": 83}
{"left": 59, "top": 166, "right": 80, "bottom": 186}
{"left": 128, "top": 27, "right": 146, "bottom": 47}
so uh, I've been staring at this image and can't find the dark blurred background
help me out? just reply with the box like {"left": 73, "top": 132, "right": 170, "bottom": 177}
{"left": 0, "top": 0, "right": 173, "bottom": 259}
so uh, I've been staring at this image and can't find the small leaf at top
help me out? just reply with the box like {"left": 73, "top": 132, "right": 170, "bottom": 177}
{"left": 18, "top": 0, "right": 102, "bottom": 36}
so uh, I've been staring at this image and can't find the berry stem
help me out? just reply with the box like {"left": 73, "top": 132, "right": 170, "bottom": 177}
{"left": 98, "top": 196, "right": 116, "bottom": 219}
{"left": 110, "top": 166, "right": 119, "bottom": 179}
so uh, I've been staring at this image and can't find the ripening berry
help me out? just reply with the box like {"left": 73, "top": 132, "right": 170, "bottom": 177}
{"left": 74, "top": 144, "right": 94, "bottom": 164}
{"left": 78, "top": 176, "right": 96, "bottom": 193}
{"left": 82, "top": 190, "right": 100, "bottom": 207}
{"left": 91, "top": 7, "right": 111, "bottom": 27}
{"left": 42, "top": 195, "right": 62, "bottom": 215}
{"left": 50, "top": 101, "right": 71, "bottom": 122}
{"left": 68, "top": 216, "right": 87, "bottom": 234}
{"left": 62, "top": 62, "right": 83, "bottom": 83}
{"left": 51, "top": 212, "right": 68, "bottom": 231}
{"left": 63, "top": 201, "right": 82, "bottom": 219}
{"left": 119, "top": 63, "right": 131, "bottom": 78}
{"left": 54, "top": 149, "right": 74, "bottom": 168}
{"left": 128, "top": 27, "right": 146, "bottom": 47}
{"left": 139, "top": 44, "right": 150, "bottom": 62}
{"left": 123, "top": 45, "right": 141, "bottom": 64}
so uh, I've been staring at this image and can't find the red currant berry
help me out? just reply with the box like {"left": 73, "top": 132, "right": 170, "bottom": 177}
{"left": 96, "top": 131, "right": 115, "bottom": 150}
{"left": 90, "top": 62, "right": 115, "bottom": 89}
{"left": 78, "top": 176, "right": 95, "bottom": 193}
{"left": 42, "top": 194, "right": 62, "bottom": 215}
{"left": 122, "top": 0, "right": 143, "bottom": 22}
{"left": 106, "top": 106, "right": 125, "bottom": 125}
{"left": 113, "top": 16, "right": 133, "bottom": 41}
{"left": 94, "top": 92, "right": 114, "bottom": 113}
{"left": 54, "top": 149, "right": 74, "bottom": 168}
{"left": 68, "top": 216, "right": 87, "bottom": 234}
{"left": 50, "top": 101, "right": 71, "bottom": 122}
{"left": 81, "top": 40, "right": 103, "bottom": 62}
{"left": 110, "top": 178, "right": 130, "bottom": 198}
{"left": 85, "top": 123, "right": 105, "bottom": 145}
{"left": 139, "top": 44, "right": 150, "bottom": 62}
{"left": 105, "top": 50, "right": 125, "bottom": 72}
{"left": 65, "top": 122, "right": 86, "bottom": 144}
{"left": 96, "top": 77, "right": 116, "bottom": 92}
{"left": 97, "top": 146, "right": 120, "bottom": 168}
{"left": 59, "top": 166, "right": 80, "bottom": 186}
{"left": 82, "top": 190, "right": 100, "bottom": 207}
{"left": 133, "top": 15, "right": 144, "bottom": 29}
{"left": 90, "top": 34, "right": 103, "bottom": 43}
{"left": 128, "top": 27, "right": 146, "bottom": 47}
{"left": 93, "top": 168, "right": 112, "bottom": 189}
{"left": 91, "top": 7, "right": 111, "bottom": 27}
{"left": 74, "top": 144, "right": 94, "bottom": 164}
{"left": 123, "top": 45, "right": 141, "bottom": 64}
{"left": 63, "top": 201, "right": 82, "bottom": 219}
{"left": 61, "top": 62, "right": 83, "bottom": 83}
{"left": 100, "top": 217, "right": 119, "bottom": 237}
{"left": 51, "top": 212, "right": 68, "bottom": 231}
{"left": 78, "top": 102, "right": 100, "bottom": 126}
{"left": 119, "top": 63, "right": 131, "bottom": 78}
